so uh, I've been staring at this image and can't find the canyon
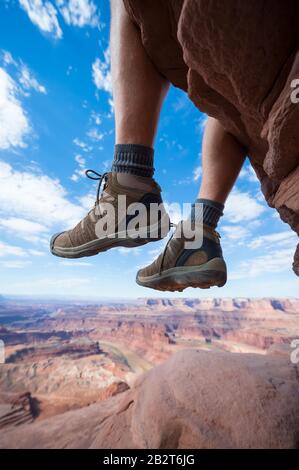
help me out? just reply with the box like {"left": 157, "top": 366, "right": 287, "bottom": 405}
{"left": 0, "top": 296, "right": 298, "bottom": 448}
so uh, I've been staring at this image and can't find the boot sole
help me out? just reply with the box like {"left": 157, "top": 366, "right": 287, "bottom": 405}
{"left": 136, "top": 257, "right": 227, "bottom": 292}
{"left": 50, "top": 221, "right": 168, "bottom": 259}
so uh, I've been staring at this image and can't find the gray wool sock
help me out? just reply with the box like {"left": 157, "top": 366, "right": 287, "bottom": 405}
{"left": 191, "top": 198, "right": 224, "bottom": 229}
{"left": 111, "top": 144, "right": 154, "bottom": 178}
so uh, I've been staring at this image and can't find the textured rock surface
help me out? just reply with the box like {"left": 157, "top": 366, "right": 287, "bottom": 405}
{"left": 1, "top": 349, "right": 298, "bottom": 449}
{"left": 123, "top": 0, "right": 299, "bottom": 273}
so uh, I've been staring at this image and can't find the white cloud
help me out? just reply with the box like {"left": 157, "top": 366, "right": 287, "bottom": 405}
{"left": 193, "top": 165, "right": 202, "bottom": 182}
{"left": 0, "top": 161, "right": 85, "bottom": 229}
{"left": 56, "top": 0, "right": 99, "bottom": 27}
{"left": 19, "top": 0, "right": 62, "bottom": 39}
{"left": 70, "top": 174, "right": 79, "bottom": 182}
{"left": 78, "top": 191, "right": 94, "bottom": 210}
{"left": 0, "top": 217, "right": 49, "bottom": 244}
{"left": 239, "top": 165, "right": 259, "bottom": 183}
{"left": 108, "top": 97, "right": 114, "bottom": 113}
{"left": 230, "top": 248, "right": 295, "bottom": 280}
{"left": 1, "top": 49, "right": 47, "bottom": 97}
{"left": 0, "top": 217, "right": 47, "bottom": 235}
{"left": 8, "top": 275, "right": 93, "bottom": 290}
{"left": 0, "top": 68, "right": 31, "bottom": 150}
{"left": 197, "top": 114, "right": 209, "bottom": 133}
{"left": 2, "top": 51, "right": 16, "bottom": 66}
{"left": 70, "top": 154, "right": 86, "bottom": 181}
{"left": 73, "top": 137, "right": 92, "bottom": 152}
{"left": 248, "top": 231, "right": 297, "bottom": 250}
{"left": 173, "top": 95, "right": 189, "bottom": 113}
{"left": 75, "top": 154, "right": 85, "bottom": 166}
{"left": 0, "top": 260, "right": 32, "bottom": 269}
{"left": 0, "top": 241, "right": 28, "bottom": 257}
{"left": 221, "top": 225, "right": 250, "bottom": 240}
{"left": 225, "top": 189, "right": 266, "bottom": 223}
{"left": 0, "top": 239, "right": 46, "bottom": 261}
{"left": 28, "top": 249, "right": 46, "bottom": 256}
{"left": 87, "top": 128, "right": 104, "bottom": 141}
{"left": 90, "top": 111, "right": 101, "bottom": 125}
{"left": 66, "top": 65, "right": 73, "bottom": 76}
{"left": 59, "top": 260, "right": 92, "bottom": 266}
{"left": 92, "top": 49, "right": 112, "bottom": 94}
{"left": 19, "top": 65, "right": 47, "bottom": 94}
{"left": 116, "top": 246, "right": 142, "bottom": 257}
{"left": 158, "top": 134, "right": 185, "bottom": 153}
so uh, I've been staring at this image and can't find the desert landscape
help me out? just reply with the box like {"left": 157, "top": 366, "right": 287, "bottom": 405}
{"left": 0, "top": 295, "right": 298, "bottom": 448}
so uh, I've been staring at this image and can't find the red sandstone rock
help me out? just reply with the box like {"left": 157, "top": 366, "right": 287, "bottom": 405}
{"left": 97, "top": 381, "right": 129, "bottom": 401}
{"left": 123, "top": 0, "right": 299, "bottom": 273}
{"left": 0, "top": 349, "right": 298, "bottom": 449}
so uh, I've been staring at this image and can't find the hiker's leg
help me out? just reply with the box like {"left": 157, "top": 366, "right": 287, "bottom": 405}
{"left": 110, "top": 0, "right": 169, "bottom": 147}
{"left": 198, "top": 117, "right": 246, "bottom": 204}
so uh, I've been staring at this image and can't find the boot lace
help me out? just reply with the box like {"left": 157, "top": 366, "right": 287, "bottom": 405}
{"left": 85, "top": 169, "right": 109, "bottom": 205}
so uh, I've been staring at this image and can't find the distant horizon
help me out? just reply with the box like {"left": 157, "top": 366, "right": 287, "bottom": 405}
{"left": 1, "top": 293, "right": 298, "bottom": 303}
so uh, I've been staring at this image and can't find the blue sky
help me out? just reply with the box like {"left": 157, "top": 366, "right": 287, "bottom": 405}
{"left": 0, "top": 0, "right": 298, "bottom": 299}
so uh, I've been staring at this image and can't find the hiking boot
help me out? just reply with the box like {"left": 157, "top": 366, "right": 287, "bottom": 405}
{"left": 50, "top": 170, "right": 170, "bottom": 258}
{"left": 136, "top": 221, "right": 227, "bottom": 291}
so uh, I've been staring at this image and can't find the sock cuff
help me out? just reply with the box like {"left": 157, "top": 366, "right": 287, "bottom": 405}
{"left": 115, "top": 144, "right": 154, "bottom": 157}
{"left": 112, "top": 144, "right": 154, "bottom": 177}
{"left": 192, "top": 198, "right": 224, "bottom": 229}
{"left": 195, "top": 198, "right": 224, "bottom": 213}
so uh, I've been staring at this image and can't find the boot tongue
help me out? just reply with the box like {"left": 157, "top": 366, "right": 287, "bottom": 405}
{"left": 116, "top": 173, "right": 156, "bottom": 192}
{"left": 101, "top": 173, "right": 114, "bottom": 199}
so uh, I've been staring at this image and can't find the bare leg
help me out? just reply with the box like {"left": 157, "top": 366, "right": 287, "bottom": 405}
{"left": 198, "top": 117, "right": 246, "bottom": 204}
{"left": 110, "top": 0, "right": 169, "bottom": 146}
